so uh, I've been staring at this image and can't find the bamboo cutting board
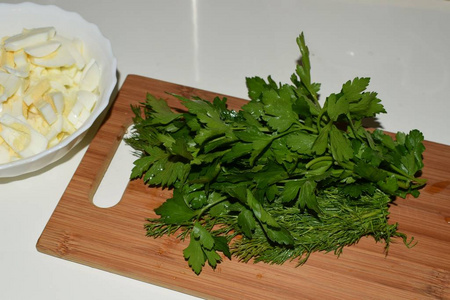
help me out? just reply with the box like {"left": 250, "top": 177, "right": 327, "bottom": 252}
{"left": 37, "top": 74, "right": 450, "bottom": 300}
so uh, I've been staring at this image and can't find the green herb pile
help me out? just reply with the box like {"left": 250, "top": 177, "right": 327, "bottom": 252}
{"left": 125, "top": 33, "right": 426, "bottom": 275}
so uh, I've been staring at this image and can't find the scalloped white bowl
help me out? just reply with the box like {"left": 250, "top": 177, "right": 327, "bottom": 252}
{"left": 0, "top": 2, "right": 117, "bottom": 178}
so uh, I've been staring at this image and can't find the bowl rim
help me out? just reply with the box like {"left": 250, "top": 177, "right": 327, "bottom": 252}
{"left": 0, "top": 2, "right": 118, "bottom": 177}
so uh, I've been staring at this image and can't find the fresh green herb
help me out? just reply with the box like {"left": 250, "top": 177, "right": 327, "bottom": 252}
{"left": 125, "top": 33, "right": 426, "bottom": 275}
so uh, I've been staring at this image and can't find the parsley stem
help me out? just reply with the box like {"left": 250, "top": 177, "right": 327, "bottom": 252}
{"left": 384, "top": 169, "right": 411, "bottom": 182}
{"left": 382, "top": 169, "right": 425, "bottom": 188}
{"left": 295, "top": 123, "right": 318, "bottom": 134}
{"left": 388, "top": 164, "right": 426, "bottom": 184}
{"left": 270, "top": 127, "right": 312, "bottom": 142}
{"left": 316, "top": 110, "right": 326, "bottom": 131}
{"left": 232, "top": 126, "right": 271, "bottom": 133}
{"left": 305, "top": 156, "right": 333, "bottom": 169}
{"left": 196, "top": 195, "right": 228, "bottom": 221}
{"left": 346, "top": 116, "right": 366, "bottom": 144}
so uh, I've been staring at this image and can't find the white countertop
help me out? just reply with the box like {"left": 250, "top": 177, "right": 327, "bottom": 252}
{"left": 1, "top": 0, "right": 450, "bottom": 299}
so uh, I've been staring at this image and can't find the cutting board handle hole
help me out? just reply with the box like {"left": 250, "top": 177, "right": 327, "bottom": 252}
{"left": 93, "top": 128, "right": 137, "bottom": 208}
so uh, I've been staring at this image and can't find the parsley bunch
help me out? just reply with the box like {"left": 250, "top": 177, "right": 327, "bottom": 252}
{"left": 125, "top": 33, "right": 426, "bottom": 275}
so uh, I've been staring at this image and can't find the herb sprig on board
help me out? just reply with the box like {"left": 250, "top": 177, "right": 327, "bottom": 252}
{"left": 125, "top": 33, "right": 426, "bottom": 275}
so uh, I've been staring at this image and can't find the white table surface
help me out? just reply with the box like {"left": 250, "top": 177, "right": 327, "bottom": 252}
{"left": 1, "top": 0, "right": 450, "bottom": 299}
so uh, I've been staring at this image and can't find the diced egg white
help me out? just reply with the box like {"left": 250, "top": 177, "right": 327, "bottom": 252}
{"left": 77, "top": 107, "right": 91, "bottom": 129}
{"left": 0, "top": 72, "right": 21, "bottom": 102}
{"left": 49, "top": 91, "right": 65, "bottom": 114}
{"left": 5, "top": 50, "right": 30, "bottom": 78}
{"left": 45, "top": 115, "right": 63, "bottom": 142}
{"left": 61, "top": 115, "right": 76, "bottom": 135}
{"left": 31, "top": 43, "right": 76, "bottom": 68}
{"left": 23, "top": 79, "right": 50, "bottom": 106}
{"left": 36, "top": 99, "right": 57, "bottom": 125}
{"left": 79, "top": 59, "right": 100, "bottom": 91}
{"left": 66, "top": 40, "right": 86, "bottom": 70}
{"left": 4, "top": 27, "right": 56, "bottom": 51}
{"left": 0, "top": 114, "right": 48, "bottom": 158}
{"left": 0, "top": 26, "right": 101, "bottom": 163}
{"left": 67, "top": 100, "right": 84, "bottom": 129}
{"left": 24, "top": 40, "right": 61, "bottom": 58}
{"left": 77, "top": 90, "right": 98, "bottom": 111}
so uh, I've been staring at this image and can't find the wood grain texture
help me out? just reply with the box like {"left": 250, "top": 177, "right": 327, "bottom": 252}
{"left": 37, "top": 74, "right": 450, "bottom": 300}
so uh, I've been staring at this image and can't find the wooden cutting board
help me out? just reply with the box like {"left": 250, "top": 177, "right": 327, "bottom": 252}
{"left": 37, "top": 74, "right": 450, "bottom": 300}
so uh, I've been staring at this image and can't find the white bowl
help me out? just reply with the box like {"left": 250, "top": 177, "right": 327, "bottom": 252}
{"left": 0, "top": 2, "right": 117, "bottom": 178}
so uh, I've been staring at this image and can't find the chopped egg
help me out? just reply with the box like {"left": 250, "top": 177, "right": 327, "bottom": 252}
{"left": 80, "top": 58, "right": 100, "bottom": 91}
{"left": 0, "top": 114, "right": 48, "bottom": 158}
{"left": 36, "top": 99, "right": 57, "bottom": 125}
{"left": 4, "top": 27, "right": 56, "bottom": 51}
{"left": 0, "top": 71, "right": 21, "bottom": 101}
{"left": 0, "top": 26, "right": 101, "bottom": 164}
